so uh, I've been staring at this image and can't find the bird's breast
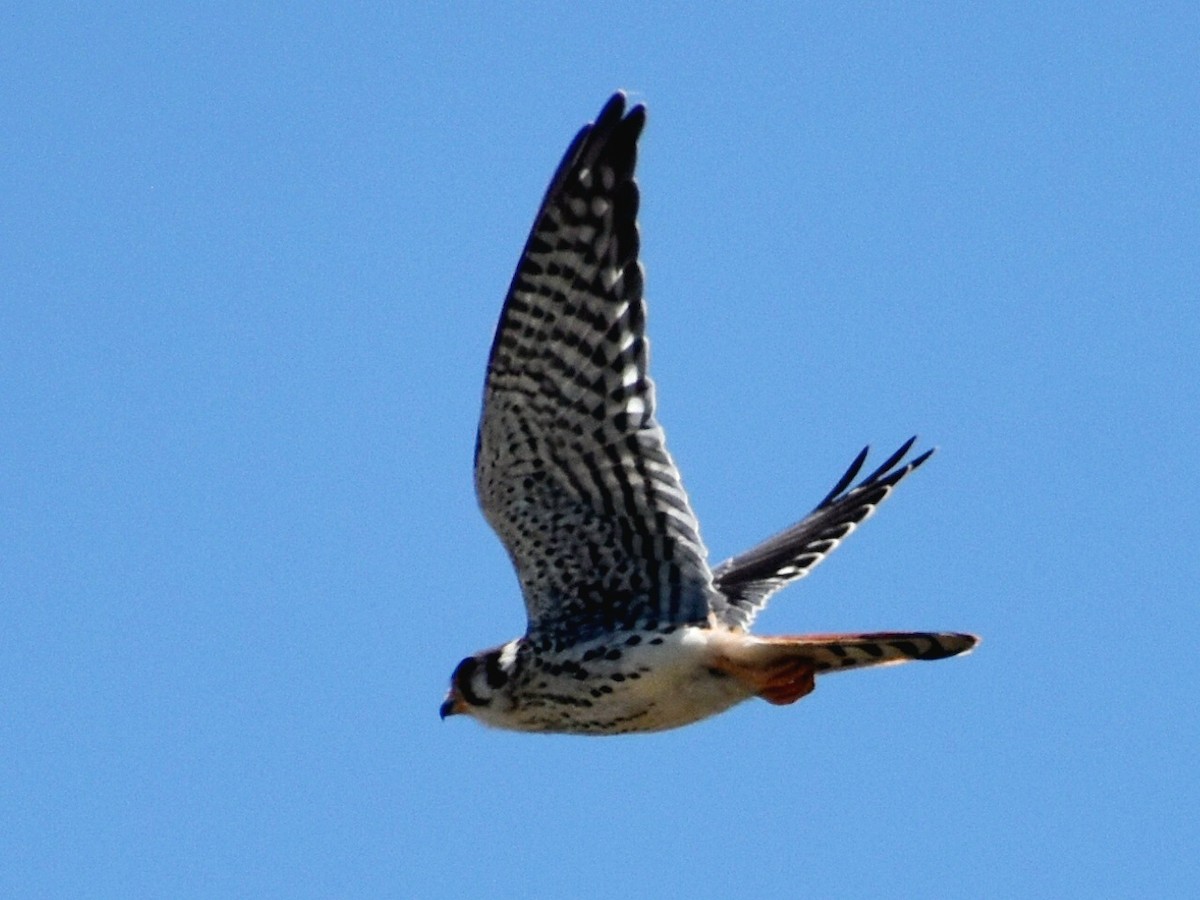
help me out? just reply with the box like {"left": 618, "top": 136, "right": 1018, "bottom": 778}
{"left": 502, "top": 625, "right": 754, "bottom": 734}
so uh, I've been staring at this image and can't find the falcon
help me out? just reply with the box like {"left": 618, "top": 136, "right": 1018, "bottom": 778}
{"left": 440, "top": 93, "right": 977, "bottom": 735}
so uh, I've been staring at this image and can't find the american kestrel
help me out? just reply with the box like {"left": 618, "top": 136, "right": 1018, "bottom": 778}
{"left": 441, "top": 93, "right": 977, "bottom": 735}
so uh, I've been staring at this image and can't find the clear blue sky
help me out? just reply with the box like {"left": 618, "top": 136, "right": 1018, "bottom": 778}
{"left": 3, "top": 4, "right": 1197, "bottom": 897}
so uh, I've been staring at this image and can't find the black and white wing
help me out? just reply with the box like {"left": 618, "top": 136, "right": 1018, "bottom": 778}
{"left": 475, "top": 93, "right": 713, "bottom": 647}
{"left": 711, "top": 438, "right": 933, "bottom": 631}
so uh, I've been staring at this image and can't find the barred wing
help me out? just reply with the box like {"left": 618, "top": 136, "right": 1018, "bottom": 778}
{"left": 712, "top": 439, "right": 933, "bottom": 630}
{"left": 475, "top": 93, "right": 713, "bottom": 646}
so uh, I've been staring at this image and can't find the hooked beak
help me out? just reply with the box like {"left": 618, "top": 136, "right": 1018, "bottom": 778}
{"left": 439, "top": 695, "right": 463, "bottom": 720}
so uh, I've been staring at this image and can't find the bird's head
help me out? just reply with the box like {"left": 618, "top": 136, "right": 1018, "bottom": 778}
{"left": 440, "top": 639, "right": 522, "bottom": 722}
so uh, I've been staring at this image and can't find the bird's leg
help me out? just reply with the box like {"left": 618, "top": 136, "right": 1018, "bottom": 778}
{"left": 751, "top": 658, "right": 816, "bottom": 705}
{"left": 706, "top": 635, "right": 817, "bottom": 706}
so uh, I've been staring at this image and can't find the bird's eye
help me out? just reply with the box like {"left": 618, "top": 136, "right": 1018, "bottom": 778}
{"left": 453, "top": 657, "right": 492, "bottom": 707}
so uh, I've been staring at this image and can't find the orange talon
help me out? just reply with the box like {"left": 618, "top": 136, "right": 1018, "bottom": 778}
{"left": 709, "top": 649, "right": 817, "bottom": 706}
{"left": 756, "top": 661, "right": 816, "bottom": 705}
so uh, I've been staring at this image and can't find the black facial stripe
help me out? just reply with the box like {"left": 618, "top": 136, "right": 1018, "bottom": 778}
{"left": 454, "top": 658, "right": 491, "bottom": 707}
{"left": 484, "top": 651, "right": 509, "bottom": 689}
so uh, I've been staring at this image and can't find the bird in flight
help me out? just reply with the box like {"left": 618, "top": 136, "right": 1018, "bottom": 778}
{"left": 441, "top": 93, "right": 977, "bottom": 735}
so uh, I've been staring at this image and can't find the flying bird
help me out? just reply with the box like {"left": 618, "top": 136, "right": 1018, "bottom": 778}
{"left": 441, "top": 93, "right": 976, "bottom": 735}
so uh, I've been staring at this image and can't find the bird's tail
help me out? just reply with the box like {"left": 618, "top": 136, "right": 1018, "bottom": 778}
{"left": 774, "top": 631, "right": 979, "bottom": 673}
{"left": 707, "top": 630, "right": 978, "bottom": 705}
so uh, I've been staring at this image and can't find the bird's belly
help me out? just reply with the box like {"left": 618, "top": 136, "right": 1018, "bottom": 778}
{"left": 513, "top": 627, "right": 755, "bottom": 735}
{"left": 606, "top": 665, "right": 751, "bottom": 733}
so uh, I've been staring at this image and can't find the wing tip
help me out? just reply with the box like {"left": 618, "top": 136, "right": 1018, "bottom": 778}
{"left": 591, "top": 91, "right": 646, "bottom": 144}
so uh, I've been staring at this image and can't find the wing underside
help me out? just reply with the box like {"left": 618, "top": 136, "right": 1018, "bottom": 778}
{"left": 474, "top": 93, "right": 715, "bottom": 646}
{"left": 712, "top": 438, "right": 933, "bottom": 631}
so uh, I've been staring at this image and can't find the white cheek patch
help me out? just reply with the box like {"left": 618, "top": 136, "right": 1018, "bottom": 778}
{"left": 499, "top": 640, "right": 519, "bottom": 670}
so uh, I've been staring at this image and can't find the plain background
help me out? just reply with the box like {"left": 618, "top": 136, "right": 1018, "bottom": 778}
{"left": 3, "top": 3, "right": 1197, "bottom": 898}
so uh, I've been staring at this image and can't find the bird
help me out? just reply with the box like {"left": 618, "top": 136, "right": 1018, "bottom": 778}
{"left": 440, "top": 92, "right": 977, "bottom": 735}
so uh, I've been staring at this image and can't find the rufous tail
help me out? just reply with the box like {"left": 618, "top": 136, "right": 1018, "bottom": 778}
{"left": 710, "top": 631, "right": 978, "bottom": 705}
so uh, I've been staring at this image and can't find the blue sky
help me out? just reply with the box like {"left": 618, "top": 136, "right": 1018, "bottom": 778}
{"left": 3, "top": 3, "right": 1197, "bottom": 897}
